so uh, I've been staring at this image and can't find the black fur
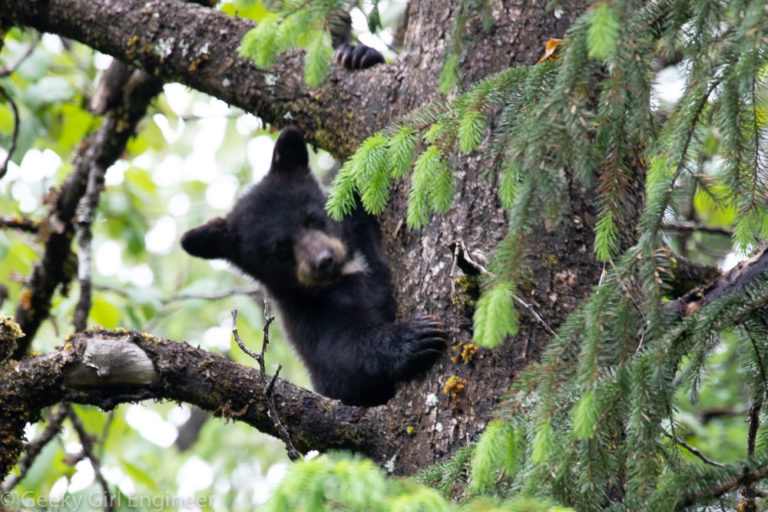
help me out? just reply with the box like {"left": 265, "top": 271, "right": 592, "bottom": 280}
{"left": 181, "top": 127, "right": 445, "bottom": 406}
{"left": 327, "top": 9, "right": 385, "bottom": 71}
{"left": 333, "top": 43, "right": 385, "bottom": 70}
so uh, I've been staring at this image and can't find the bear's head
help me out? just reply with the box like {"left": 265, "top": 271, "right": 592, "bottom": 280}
{"left": 181, "top": 126, "right": 352, "bottom": 291}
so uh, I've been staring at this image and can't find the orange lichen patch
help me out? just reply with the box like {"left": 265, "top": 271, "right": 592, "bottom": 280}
{"left": 19, "top": 289, "right": 32, "bottom": 311}
{"left": 188, "top": 54, "right": 209, "bottom": 71}
{"left": 443, "top": 375, "right": 467, "bottom": 400}
{"left": 538, "top": 38, "right": 564, "bottom": 63}
{"left": 451, "top": 342, "right": 478, "bottom": 364}
{"left": 125, "top": 35, "right": 140, "bottom": 59}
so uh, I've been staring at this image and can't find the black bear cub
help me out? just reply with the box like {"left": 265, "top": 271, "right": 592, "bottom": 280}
{"left": 181, "top": 127, "right": 446, "bottom": 406}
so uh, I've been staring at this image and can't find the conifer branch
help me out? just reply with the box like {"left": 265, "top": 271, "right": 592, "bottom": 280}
{"left": 680, "top": 464, "right": 768, "bottom": 508}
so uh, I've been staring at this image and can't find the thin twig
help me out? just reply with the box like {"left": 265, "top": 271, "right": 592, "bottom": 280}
{"left": 744, "top": 330, "right": 766, "bottom": 512}
{"left": 65, "top": 404, "right": 114, "bottom": 512}
{"left": 0, "top": 34, "right": 41, "bottom": 78}
{"left": 166, "top": 286, "right": 264, "bottom": 305}
{"left": 93, "top": 284, "right": 264, "bottom": 304}
{"left": 512, "top": 294, "right": 556, "bottom": 337}
{"left": 231, "top": 302, "right": 301, "bottom": 461}
{"left": 0, "top": 215, "right": 39, "bottom": 233}
{"left": 231, "top": 309, "right": 263, "bottom": 369}
{"left": 661, "top": 221, "right": 732, "bottom": 237}
{"left": 0, "top": 83, "right": 20, "bottom": 180}
{"left": 664, "top": 430, "right": 725, "bottom": 468}
{"left": 97, "top": 411, "right": 114, "bottom": 461}
{"left": 450, "top": 239, "right": 557, "bottom": 338}
{"left": 1, "top": 404, "right": 68, "bottom": 491}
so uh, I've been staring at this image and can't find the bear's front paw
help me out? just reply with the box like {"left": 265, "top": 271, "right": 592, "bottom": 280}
{"left": 397, "top": 315, "right": 447, "bottom": 378}
{"left": 333, "top": 43, "right": 385, "bottom": 70}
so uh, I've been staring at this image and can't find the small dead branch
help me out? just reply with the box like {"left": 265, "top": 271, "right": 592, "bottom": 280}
{"left": 0, "top": 33, "right": 40, "bottom": 78}
{"left": 661, "top": 221, "right": 733, "bottom": 237}
{"left": 664, "top": 430, "right": 725, "bottom": 468}
{"left": 231, "top": 302, "right": 301, "bottom": 461}
{"left": 65, "top": 404, "right": 114, "bottom": 512}
{"left": 0, "top": 83, "right": 20, "bottom": 180}
{"left": 450, "top": 239, "right": 556, "bottom": 341}
{"left": 0, "top": 216, "right": 39, "bottom": 233}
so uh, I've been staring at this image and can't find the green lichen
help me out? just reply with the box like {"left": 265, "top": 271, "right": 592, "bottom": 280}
{"left": 0, "top": 312, "right": 23, "bottom": 364}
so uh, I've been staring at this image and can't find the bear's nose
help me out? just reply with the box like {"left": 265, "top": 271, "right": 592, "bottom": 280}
{"left": 312, "top": 250, "right": 335, "bottom": 274}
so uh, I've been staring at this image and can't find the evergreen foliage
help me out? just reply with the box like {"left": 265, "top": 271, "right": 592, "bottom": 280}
{"left": 265, "top": 452, "right": 572, "bottom": 512}
{"left": 321, "top": 0, "right": 768, "bottom": 509}
{"left": 238, "top": 1, "right": 378, "bottom": 87}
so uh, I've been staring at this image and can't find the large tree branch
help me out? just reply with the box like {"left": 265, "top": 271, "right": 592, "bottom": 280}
{"left": 1, "top": 0, "right": 399, "bottom": 157}
{"left": 0, "top": 328, "right": 388, "bottom": 479}
{"left": 5, "top": 247, "right": 768, "bottom": 481}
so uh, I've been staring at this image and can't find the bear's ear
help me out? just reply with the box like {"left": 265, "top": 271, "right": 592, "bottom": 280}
{"left": 270, "top": 126, "right": 310, "bottom": 174}
{"left": 180, "top": 217, "right": 237, "bottom": 261}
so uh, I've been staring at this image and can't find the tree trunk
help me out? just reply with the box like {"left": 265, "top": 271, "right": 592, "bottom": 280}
{"left": 1, "top": 0, "right": 608, "bottom": 477}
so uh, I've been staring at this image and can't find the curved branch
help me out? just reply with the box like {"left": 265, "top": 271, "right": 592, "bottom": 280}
{"left": 1, "top": 0, "right": 398, "bottom": 156}
{"left": 0, "top": 329, "right": 389, "bottom": 480}
{"left": 11, "top": 69, "right": 163, "bottom": 358}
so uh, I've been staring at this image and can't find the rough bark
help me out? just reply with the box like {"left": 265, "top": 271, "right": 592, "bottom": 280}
{"left": 0, "top": 329, "right": 388, "bottom": 477}
{"left": 3, "top": 247, "right": 768, "bottom": 480}
{"left": 0, "top": 0, "right": 618, "bottom": 477}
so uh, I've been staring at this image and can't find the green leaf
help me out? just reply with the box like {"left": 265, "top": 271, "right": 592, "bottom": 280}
{"left": 587, "top": 4, "right": 620, "bottom": 60}
{"left": 531, "top": 419, "right": 552, "bottom": 464}
{"left": 389, "top": 487, "right": 450, "bottom": 512}
{"left": 407, "top": 146, "right": 442, "bottom": 228}
{"left": 239, "top": 15, "right": 281, "bottom": 69}
{"left": 89, "top": 295, "right": 121, "bottom": 329}
{"left": 220, "top": 2, "right": 269, "bottom": 21}
{"left": 23, "top": 76, "right": 74, "bottom": 108}
{"left": 326, "top": 160, "right": 359, "bottom": 220}
{"left": 472, "top": 281, "right": 518, "bottom": 347}
{"left": 469, "top": 420, "right": 522, "bottom": 494}
{"left": 429, "top": 164, "right": 454, "bottom": 214}
{"left": 356, "top": 133, "right": 391, "bottom": 214}
{"left": 572, "top": 389, "right": 598, "bottom": 439}
{"left": 499, "top": 163, "right": 520, "bottom": 210}
{"left": 367, "top": 4, "right": 382, "bottom": 33}
{"left": 122, "top": 460, "right": 160, "bottom": 492}
{"left": 55, "top": 104, "right": 96, "bottom": 149}
{"left": 438, "top": 54, "right": 460, "bottom": 94}
{"left": 125, "top": 166, "right": 157, "bottom": 195}
{"left": 594, "top": 209, "right": 618, "bottom": 261}
{"left": 458, "top": 110, "right": 486, "bottom": 153}
{"left": 0, "top": 105, "right": 13, "bottom": 134}
{"left": 388, "top": 126, "right": 417, "bottom": 179}
{"left": 304, "top": 30, "right": 332, "bottom": 87}
{"left": 692, "top": 184, "right": 736, "bottom": 227}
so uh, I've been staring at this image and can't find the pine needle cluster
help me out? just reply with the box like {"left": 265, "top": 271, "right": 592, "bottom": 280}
{"left": 238, "top": 0, "right": 354, "bottom": 86}
{"left": 319, "top": 0, "right": 768, "bottom": 509}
